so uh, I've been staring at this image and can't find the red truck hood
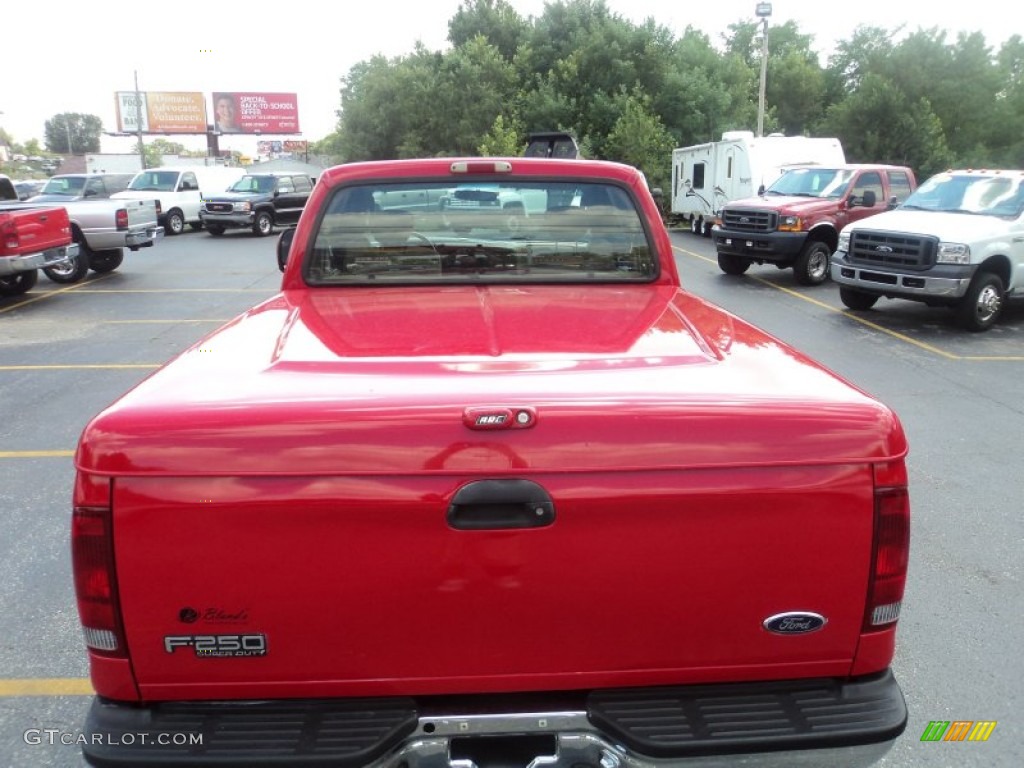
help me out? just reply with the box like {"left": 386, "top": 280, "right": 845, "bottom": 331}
{"left": 728, "top": 194, "right": 838, "bottom": 216}
{"left": 78, "top": 285, "right": 905, "bottom": 476}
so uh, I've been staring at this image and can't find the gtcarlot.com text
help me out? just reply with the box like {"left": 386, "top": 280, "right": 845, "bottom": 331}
{"left": 24, "top": 729, "right": 203, "bottom": 747}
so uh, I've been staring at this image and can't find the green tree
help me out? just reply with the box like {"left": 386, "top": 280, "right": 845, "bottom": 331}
{"left": 449, "top": 0, "right": 529, "bottom": 61}
{"left": 478, "top": 113, "right": 525, "bottom": 156}
{"left": 822, "top": 74, "right": 953, "bottom": 178}
{"left": 603, "top": 90, "right": 675, "bottom": 191}
{"left": 44, "top": 113, "right": 102, "bottom": 154}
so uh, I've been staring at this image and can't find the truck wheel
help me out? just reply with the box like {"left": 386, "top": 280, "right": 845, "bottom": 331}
{"left": 794, "top": 241, "right": 831, "bottom": 286}
{"left": 44, "top": 235, "right": 92, "bottom": 284}
{"left": 839, "top": 287, "right": 879, "bottom": 311}
{"left": 717, "top": 252, "right": 751, "bottom": 275}
{"left": 90, "top": 249, "right": 124, "bottom": 273}
{"left": 164, "top": 209, "right": 185, "bottom": 236}
{"left": 253, "top": 212, "right": 274, "bottom": 237}
{"left": 956, "top": 272, "right": 1004, "bottom": 332}
{"left": 0, "top": 270, "right": 39, "bottom": 296}
{"left": 690, "top": 217, "right": 702, "bottom": 236}
{"left": 206, "top": 225, "right": 226, "bottom": 236}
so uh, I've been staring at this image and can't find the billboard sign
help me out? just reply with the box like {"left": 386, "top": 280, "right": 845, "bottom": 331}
{"left": 212, "top": 92, "right": 300, "bottom": 134}
{"left": 257, "top": 140, "right": 308, "bottom": 155}
{"left": 115, "top": 92, "right": 207, "bottom": 134}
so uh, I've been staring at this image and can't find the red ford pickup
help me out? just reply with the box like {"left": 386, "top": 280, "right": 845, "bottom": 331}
{"left": 73, "top": 157, "right": 910, "bottom": 767}
{"left": 0, "top": 174, "right": 79, "bottom": 296}
{"left": 712, "top": 164, "right": 917, "bottom": 285}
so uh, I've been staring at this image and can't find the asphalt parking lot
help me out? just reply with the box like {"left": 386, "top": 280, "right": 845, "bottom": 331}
{"left": 0, "top": 227, "right": 1021, "bottom": 767}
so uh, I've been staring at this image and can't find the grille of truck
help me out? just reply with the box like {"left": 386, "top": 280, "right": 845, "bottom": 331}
{"left": 848, "top": 230, "right": 937, "bottom": 270}
{"left": 205, "top": 202, "right": 234, "bottom": 213}
{"left": 720, "top": 208, "right": 776, "bottom": 232}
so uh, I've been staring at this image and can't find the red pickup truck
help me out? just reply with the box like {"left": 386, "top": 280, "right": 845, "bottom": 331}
{"left": 74, "top": 157, "right": 910, "bottom": 767}
{"left": 712, "top": 164, "right": 917, "bottom": 285}
{"left": 0, "top": 174, "right": 79, "bottom": 296}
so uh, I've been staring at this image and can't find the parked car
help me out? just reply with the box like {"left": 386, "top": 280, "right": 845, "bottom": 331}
{"left": 13, "top": 179, "right": 46, "bottom": 200}
{"left": 199, "top": 172, "right": 314, "bottom": 236}
{"left": 112, "top": 165, "right": 247, "bottom": 235}
{"left": 833, "top": 169, "right": 1024, "bottom": 330}
{"left": 30, "top": 173, "right": 134, "bottom": 202}
{"left": 75, "top": 156, "right": 910, "bottom": 768}
{"left": 712, "top": 164, "right": 917, "bottom": 284}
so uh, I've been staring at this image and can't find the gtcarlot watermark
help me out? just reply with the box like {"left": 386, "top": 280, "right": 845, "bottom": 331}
{"left": 24, "top": 729, "right": 202, "bottom": 747}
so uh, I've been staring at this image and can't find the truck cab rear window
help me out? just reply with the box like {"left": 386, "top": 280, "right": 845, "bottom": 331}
{"left": 304, "top": 181, "right": 656, "bottom": 284}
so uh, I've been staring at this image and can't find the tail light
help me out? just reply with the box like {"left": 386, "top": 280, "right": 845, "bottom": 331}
{"left": 1, "top": 219, "right": 18, "bottom": 250}
{"left": 72, "top": 504, "right": 127, "bottom": 657}
{"left": 864, "top": 485, "right": 910, "bottom": 630}
{"left": 115, "top": 208, "right": 129, "bottom": 230}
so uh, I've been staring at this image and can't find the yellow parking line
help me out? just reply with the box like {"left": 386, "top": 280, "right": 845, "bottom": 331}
{"left": 0, "top": 274, "right": 113, "bottom": 315}
{"left": 0, "top": 364, "right": 159, "bottom": 370}
{"left": 0, "top": 450, "right": 74, "bottom": 458}
{"left": 671, "top": 245, "right": 1019, "bottom": 361}
{"left": 0, "top": 679, "right": 93, "bottom": 697}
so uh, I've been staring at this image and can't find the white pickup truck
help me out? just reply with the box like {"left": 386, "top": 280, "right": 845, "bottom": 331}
{"left": 832, "top": 169, "right": 1024, "bottom": 331}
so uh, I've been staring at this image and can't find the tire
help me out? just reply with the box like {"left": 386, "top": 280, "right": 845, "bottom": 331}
{"left": 956, "top": 272, "right": 1004, "bottom": 332}
{"left": 0, "top": 270, "right": 39, "bottom": 296}
{"left": 253, "top": 212, "right": 274, "bottom": 237}
{"left": 690, "top": 216, "right": 702, "bottom": 236}
{"left": 44, "top": 233, "right": 91, "bottom": 284}
{"left": 164, "top": 209, "right": 185, "bottom": 236}
{"left": 839, "top": 287, "right": 879, "bottom": 311}
{"left": 794, "top": 240, "right": 832, "bottom": 286}
{"left": 207, "top": 225, "right": 226, "bottom": 236}
{"left": 702, "top": 221, "right": 713, "bottom": 237}
{"left": 89, "top": 249, "right": 124, "bottom": 274}
{"left": 717, "top": 252, "right": 751, "bottom": 276}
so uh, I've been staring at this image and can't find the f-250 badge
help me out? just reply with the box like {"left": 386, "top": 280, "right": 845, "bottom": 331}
{"left": 164, "top": 634, "right": 267, "bottom": 657}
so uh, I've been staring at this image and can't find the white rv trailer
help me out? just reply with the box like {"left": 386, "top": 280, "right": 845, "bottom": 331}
{"left": 670, "top": 131, "right": 845, "bottom": 235}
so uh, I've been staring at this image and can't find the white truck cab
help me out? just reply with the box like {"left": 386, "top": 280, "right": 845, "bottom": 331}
{"left": 832, "top": 169, "right": 1024, "bottom": 331}
{"left": 112, "top": 165, "right": 246, "bottom": 235}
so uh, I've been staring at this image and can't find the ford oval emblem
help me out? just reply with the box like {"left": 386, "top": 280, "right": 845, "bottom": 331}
{"left": 763, "top": 612, "right": 827, "bottom": 635}
{"left": 875, "top": 245, "right": 894, "bottom": 253}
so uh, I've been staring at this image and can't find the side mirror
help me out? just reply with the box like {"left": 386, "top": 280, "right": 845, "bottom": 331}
{"left": 757, "top": 184, "right": 766, "bottom": 196}
{"left": 84, "top": 188, "right": 97, "bottom": 197}
{"left": 277, "top": 227, "right": 296, "bottom": 273}
{"left": 861, "top": 189, "right": 877, "bottom": 208}
{"left": 887, "top": 195, "right": 899, "bottom": 210}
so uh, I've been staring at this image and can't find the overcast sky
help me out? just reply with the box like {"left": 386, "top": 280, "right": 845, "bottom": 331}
{"left": 1, "top": 0, "right": 1014, "bottom": 156}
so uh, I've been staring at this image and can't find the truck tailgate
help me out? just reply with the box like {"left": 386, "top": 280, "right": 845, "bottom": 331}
{"left": 114, "top": 464, "right": 873, "bottom": 700}
{"left": 122, "top": 198, "right": 158, "bottom": 229}
{"left": 0, "top": 205, "right": 70, "bottom": 255}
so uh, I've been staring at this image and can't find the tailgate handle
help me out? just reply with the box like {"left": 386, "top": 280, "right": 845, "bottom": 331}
{"left": 447, "top": 479, "right": 555, "bottom": 530}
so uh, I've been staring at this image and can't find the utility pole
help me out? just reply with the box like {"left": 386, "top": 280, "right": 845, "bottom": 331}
{"left": 134, "top": 70, "right": 147, "bottom": 169}
{"left": 65, "top": 117, "right": 73, "bottom": 154}
{"left": 756, "top": 3, "right": 773, "bottom": 137}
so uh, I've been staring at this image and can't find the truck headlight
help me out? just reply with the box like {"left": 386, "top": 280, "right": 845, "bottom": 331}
{"left": 837, "top": 232, "right": 851, "bottom": 253}
{"left": 235, "top": 202, "right": 252, "bottom": 212}
{"left": 936, "top": 243, "right": 970, "bottom": 265}
{"left": 778, "top": 215, "right": 802, "bottom": 232}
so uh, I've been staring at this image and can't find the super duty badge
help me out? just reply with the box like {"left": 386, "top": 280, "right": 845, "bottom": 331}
{"left": 164, "top": 634, "right": 267, "bottom": 657}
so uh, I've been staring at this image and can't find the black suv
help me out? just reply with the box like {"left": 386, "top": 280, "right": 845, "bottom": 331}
{"left": 199, "top": 172, "right": 314, "bottom": 237}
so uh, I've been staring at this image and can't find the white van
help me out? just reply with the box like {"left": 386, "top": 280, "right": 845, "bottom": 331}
{"left": 112, "top": 166, "right": 246, "bottom": 235}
